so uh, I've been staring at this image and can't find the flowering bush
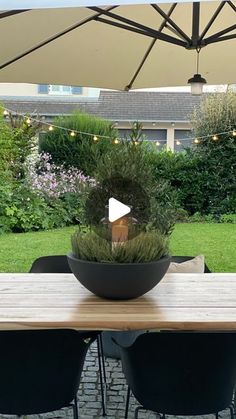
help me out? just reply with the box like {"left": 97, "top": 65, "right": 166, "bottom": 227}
{"left": 0, "top": 153, "right": 96, "bottom": 234}
{"left": 26, "top": 152, "right": 95, "bottom": 199}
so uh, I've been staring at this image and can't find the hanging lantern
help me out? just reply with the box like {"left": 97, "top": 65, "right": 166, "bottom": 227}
{"left": 188, "top": 49, "right": 207, "bottom": 95}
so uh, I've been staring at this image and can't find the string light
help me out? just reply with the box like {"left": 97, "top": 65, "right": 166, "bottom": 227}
{"left": 1, "top": 106, "right": 236, "bottom": 147}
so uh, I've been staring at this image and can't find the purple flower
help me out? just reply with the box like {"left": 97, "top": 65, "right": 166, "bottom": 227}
{"left": 25, "top": 152, "right": 95, "bottom": 199}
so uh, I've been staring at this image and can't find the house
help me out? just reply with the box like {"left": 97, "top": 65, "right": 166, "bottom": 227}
{"left": 0, "top": 83, "right": 203, "bottom": 151}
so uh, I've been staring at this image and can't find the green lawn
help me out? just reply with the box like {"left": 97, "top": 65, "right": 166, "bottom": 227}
{"left": 0, "top": 223, "right": 235, "bottom": 273}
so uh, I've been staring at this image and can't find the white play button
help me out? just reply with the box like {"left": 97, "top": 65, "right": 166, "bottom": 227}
{"left": 108, "top": 197, "right": 131, "bottom": 223}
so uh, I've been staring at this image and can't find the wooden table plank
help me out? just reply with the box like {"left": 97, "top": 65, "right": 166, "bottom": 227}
{"left": 0, "top": 273, "right": 235, "bottom": 331}
{"left": 0, "top": 307, "right": 236, "bottom": 331}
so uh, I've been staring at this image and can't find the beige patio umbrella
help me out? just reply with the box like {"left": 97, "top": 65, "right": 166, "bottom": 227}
{"left": 0, "top": 1, "right": 235, "bottom": 91}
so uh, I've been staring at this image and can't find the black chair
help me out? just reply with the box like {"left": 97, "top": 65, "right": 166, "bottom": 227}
{"left": 0, "top": 329, "right": 97, "bottom": 418}
{"left": 171, "top": 255, "right": 211, "bottom": 273}
{"left": 118, "top": 332, "right": 236, "bottom": 419}
{"left": 29, "top": 255, "right": 107, "bottom": 416}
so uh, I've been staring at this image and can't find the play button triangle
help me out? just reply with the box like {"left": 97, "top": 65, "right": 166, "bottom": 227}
{"left": 108, "top": 197, "right": 131, "bottom": 223}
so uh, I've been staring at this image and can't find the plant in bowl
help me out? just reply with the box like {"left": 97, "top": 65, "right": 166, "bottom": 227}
{"left": 67, "top": 139, "right": 177, "bottom": 300}
{"left": 68, "top": 228, "right": 170, "bottom": 299}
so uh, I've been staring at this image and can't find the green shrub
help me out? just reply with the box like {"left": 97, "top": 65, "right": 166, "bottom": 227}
{"left": 39, "top": 112, "right": 117, "bottom": 176}
{"left": 0, "top": 108, "right": 39, "bottom": 179}
{"left": 71, "top": 229, "right": 169, "bottom": 263}
{"left": 146, "top": 92, "right": 236, "bottom": 217}
{"left": 190, "top": 92, "right": 236, "bottom": 214}
{"left": 0, "top": 174, "right": 15, "bottom": 234}
{"left": 0, "top": 183, "right": 83, "bottom": 234}
{"left": 146, "top": 148, "right": 207, "bottom": 214}
{"left": 0, "top": 113, "right": 17, "bottom": 173}
{"left": 175, "top": 208, "right": 189, "bottom": 222}
{"left": 220, "top": 214, "right": 236, "bottom": 223}
{"left": 189, "top": 212, "right": 215, "bottom": 223}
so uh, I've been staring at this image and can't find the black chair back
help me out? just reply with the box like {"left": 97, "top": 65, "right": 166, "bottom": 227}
{"left": 0, "top": 329, "right": 97, "bottom": 415}
{"left": 120, "top": 332, "right": 236, "bottom": 415}
{"left": 171, "top": 256, "right": 211, "bottom": 273}
{"left": 29, "top": 255, "right": 71, "bottom": 273}
{"left": 29, "top": 255, "right": 107, "bottom": 416}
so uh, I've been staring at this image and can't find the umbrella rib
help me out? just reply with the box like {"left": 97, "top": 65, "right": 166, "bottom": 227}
{"left": 151, "top": 4, "right": 191, "bottom": 44}
{"left": 164, "top": 24, "right": 189, "bottom": 41}
{"left": 0, "top": 10, "right": 30, "bottom": 19}
{"left": 125, "top": 3, "right": 177, "bottom": 90}
{"left": 89, "top": 6, "right": 186, "bottom": 48}
{"left": 204, "top": 33, "right": 236, "bottom": 45}
{"left": 0, "top": 6, "right": 117, "bottom": 71}
{"left": 95, "top": 17, "right": 152, "bottom": 38}
{"left": 191, "top": 2, "right": 200, "bottom": 47}
{"left": 227, "top": 1, "right": 236, "bottom": 13}
{"left": 124, "top": 37, "right": 158, "bottom": 91}
{"left": 199, "top": 1, "right": 226, "bottom": 41}
{"left": 203, "top": 23, "right": 236, "bottom": 45}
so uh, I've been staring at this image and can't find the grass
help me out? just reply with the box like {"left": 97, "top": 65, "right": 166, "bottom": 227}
{"left": 170, "top": 223, "right": 236, "bottom": 272}
{"left": 0, "top": 223, "right": 235, "bottom": 272}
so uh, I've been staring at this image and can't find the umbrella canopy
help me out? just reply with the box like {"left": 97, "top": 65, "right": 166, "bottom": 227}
{"left": 0, "top": 1, "right": 235, "bottom": 89}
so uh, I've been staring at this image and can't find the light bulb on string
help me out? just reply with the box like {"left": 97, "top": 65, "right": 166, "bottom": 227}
{"left": 212, "top": 134, "right": 218, "bottom": 141}
{"left": 93, "top": 135, "right": 99, "bottom": 142}
{"left": 3, "top": 109, "right": 9, "bottom": 116}
{"left": 26, "top": 117, "right": 31, "bottom": 125}
{"left": 232, "top": 129, "right": 236, "bottom": 137}
{"left": 48, "top": 125, "right": 54, "bottom": 131}
{"left": 70, "top": 130, "right": 76, "bottom": 137}
{"left": 156, "top": 141, "right": 160, "bottom": 146}
{"left": 176, "top": 140, "right": 181, "bottom": 146}
{"left": 194, "top": 138, "right": 200, "bottom": 144}
{"left": 113, "top": 138, "right": 120, "bottom": 144}
{"left": 134, "top": 140, "right": 139, "bottom": 146}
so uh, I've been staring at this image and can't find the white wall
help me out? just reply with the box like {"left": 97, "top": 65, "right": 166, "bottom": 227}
{"left": 0, "top": 83, "right": 100, "bottom": 97}
{"left": 116, "top": 121, "right": 192, "bottom": 151}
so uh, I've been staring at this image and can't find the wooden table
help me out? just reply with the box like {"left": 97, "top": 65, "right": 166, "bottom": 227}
{"left": 0, "top": 273, "right": 236, "bottom": 331}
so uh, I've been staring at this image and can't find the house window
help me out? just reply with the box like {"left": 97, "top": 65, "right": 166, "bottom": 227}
{"left": 49, "top": 85, "right": 72, "bottom": 95}
{"left": 38, "top": 85, "right": 83, "bottom": 95}
{"left": 174, "top": 130, "right": 192, "bottom": 152}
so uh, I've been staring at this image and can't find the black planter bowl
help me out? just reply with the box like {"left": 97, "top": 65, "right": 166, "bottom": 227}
{"left": 67, "top": 252, "right": 171, "bottom": 300}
